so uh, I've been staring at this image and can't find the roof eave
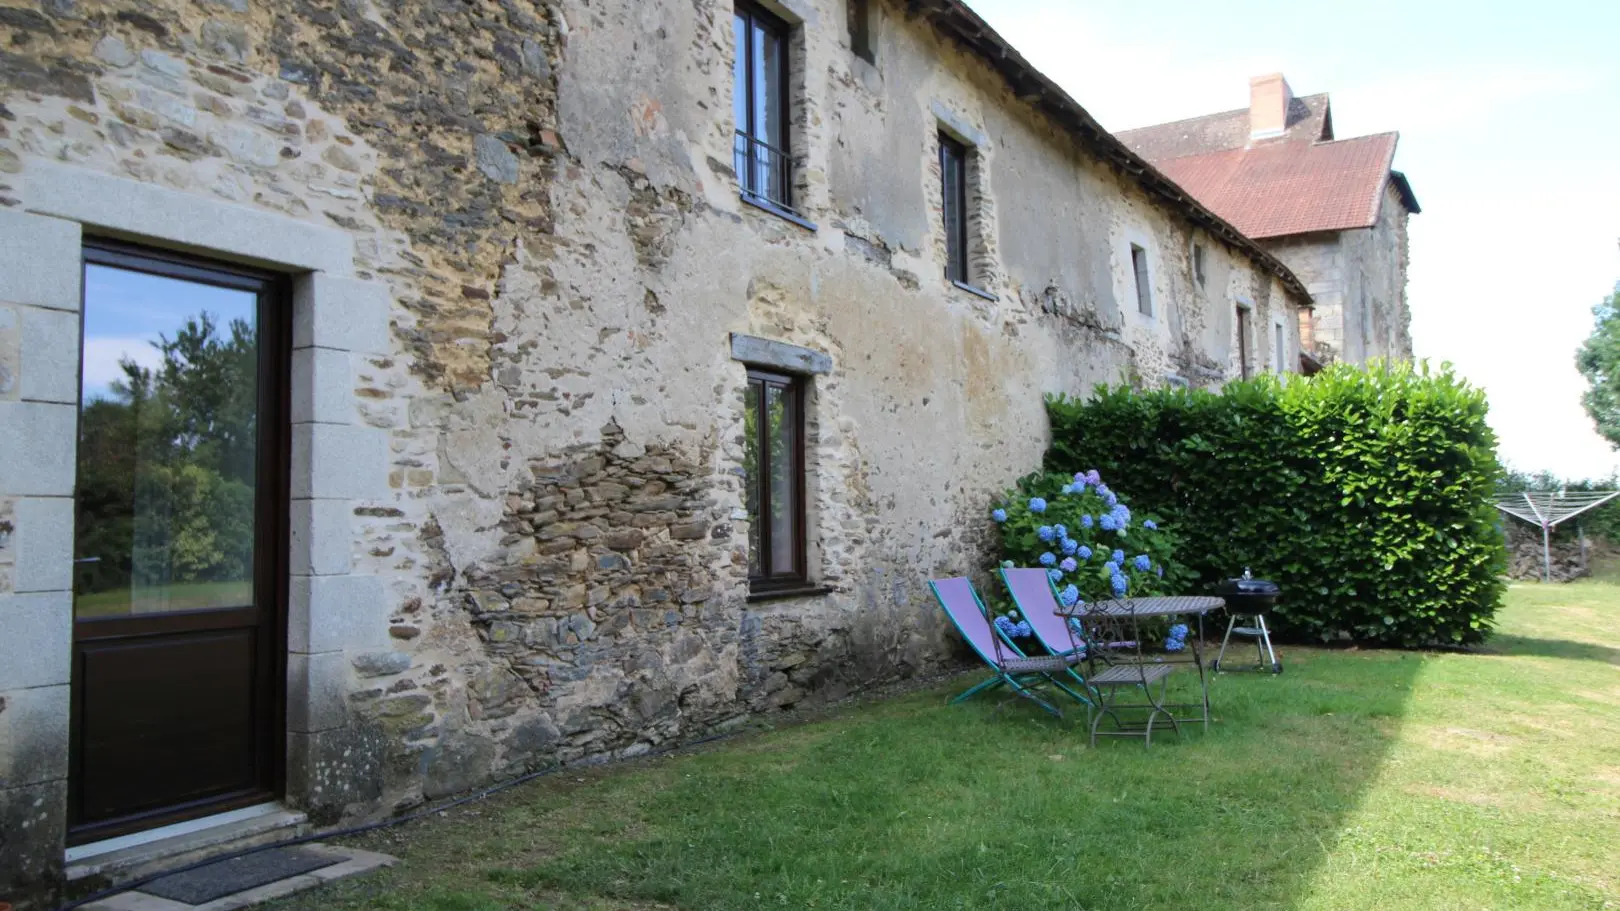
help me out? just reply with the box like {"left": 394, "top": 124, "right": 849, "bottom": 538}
{"left": 909, "top": 0, "right": 1313, "bottom": 307}
{"left": 1390, "top": 170, "right": 1421, "bottom": 214}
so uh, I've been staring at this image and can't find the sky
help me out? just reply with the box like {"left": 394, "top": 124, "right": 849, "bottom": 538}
{"left": 80, "top": 264, "right": 254, "bottom": 401}
{"left": 963, "top": 0, "right": 1620, "bottom": 480}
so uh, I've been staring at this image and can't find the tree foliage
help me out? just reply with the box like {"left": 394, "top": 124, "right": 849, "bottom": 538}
{"left": 1577, "top": 282, "right": 1620, "bottom": 449}
{"left": 75, "top": 313, "right": 259, "bottom": 600}
{"left": 1043, "top": 362, "right": 1505, "bottom": 647}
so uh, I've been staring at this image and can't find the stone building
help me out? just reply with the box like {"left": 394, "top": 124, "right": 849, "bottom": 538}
{"left": 1117, "top": 73, "right": 1420, "bottom": 368}
{"left": 0, "top": 0, "right": 1309, "bottom": 902}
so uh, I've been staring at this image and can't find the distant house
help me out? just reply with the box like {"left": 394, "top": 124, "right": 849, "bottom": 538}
{"left": 1117, "top": 73, "right": 1420, "bottom": 369}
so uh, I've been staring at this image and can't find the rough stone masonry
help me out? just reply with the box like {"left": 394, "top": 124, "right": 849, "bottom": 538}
{"left": 0, "top": 0, "right": 1311, "bottom": 903}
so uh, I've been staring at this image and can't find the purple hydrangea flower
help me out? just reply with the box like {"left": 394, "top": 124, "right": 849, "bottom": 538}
{"left": 1085, "top": 470, "right": 1102, "bottom": 485}
{"left": 1029, "top": 497, "right": 1047, "bottom": 513}
{"left": 1039, "top": 552, "right": 1058, "bottom": 567}
{"left": 992, "top": 508, "right": 1008, "bottom": 523}
{"left": 1048, "top": 568, "right": 1064, "bottom": 582}
{"left": 1060, "top": 557, "right": 1078, "bottom": 573}
{"left": 1156, "top": 565, "right": 1164, "bottom": 577}
{"left": 1142, "top": 519, "right": 1158, "bottom": 530}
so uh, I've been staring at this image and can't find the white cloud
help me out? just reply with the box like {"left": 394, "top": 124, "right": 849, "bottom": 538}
{"left": 81, "top": 336, "right": 162, "bottom": 401}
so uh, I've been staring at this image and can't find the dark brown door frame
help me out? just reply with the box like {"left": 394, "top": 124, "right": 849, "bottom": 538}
{"left": 67, "top": 240, "right": 291, "bottom": 845}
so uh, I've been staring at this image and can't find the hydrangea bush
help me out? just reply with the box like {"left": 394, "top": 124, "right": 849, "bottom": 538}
{"left": 990, "top": 469, "right": 1191, "bottom": 610}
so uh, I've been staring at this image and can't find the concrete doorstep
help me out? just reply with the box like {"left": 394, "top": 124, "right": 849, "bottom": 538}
{"left": 79, "top": 845, "right": 395, "bottom": 911}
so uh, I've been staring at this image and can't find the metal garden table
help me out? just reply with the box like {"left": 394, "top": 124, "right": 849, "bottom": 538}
{"left": 1054, "top": 595, "right": 1225, "bottom": 746}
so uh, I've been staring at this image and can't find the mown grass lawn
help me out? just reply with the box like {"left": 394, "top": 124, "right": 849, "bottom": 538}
{"left": 272, "top": 563, "right": 1620, "bottom": 910}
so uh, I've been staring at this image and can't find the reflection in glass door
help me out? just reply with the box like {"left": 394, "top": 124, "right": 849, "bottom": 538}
{"left": 69, "top": 242, "right": 289, "bottom": 844}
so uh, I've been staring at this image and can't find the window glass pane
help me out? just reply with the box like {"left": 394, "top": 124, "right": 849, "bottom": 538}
{"left": 941, "top": 139, "right": 964, "bottom": 282}
{"left": 74, "top": 264, "right": 260, "bottom": 618}
{"left": 743, "top": 378, "right": 764, "bottom": 578}
{"left": 753, "top": 21, "right": 784, "bottom": 149}
{"left": 732, "top": 12, "right": 750, "bottom": 137}
{"left": 765, "top": 382, "right": 797, "bottom": 576}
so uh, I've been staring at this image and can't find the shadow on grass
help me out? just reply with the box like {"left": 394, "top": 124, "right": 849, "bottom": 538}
{"left": 266, "top": 648, "right": 1428, "bottom": 911}
{"left": 1484, "top": 633, "right": 1620, "bottom": 666}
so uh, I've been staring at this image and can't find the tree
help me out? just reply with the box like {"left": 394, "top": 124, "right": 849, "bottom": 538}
{"left": 1577, "top": 282, "right": 1620, "bottom": 448}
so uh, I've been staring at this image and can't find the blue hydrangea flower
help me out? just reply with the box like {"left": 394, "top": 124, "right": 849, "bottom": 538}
{"left": 995, "top": 615, "right": 1033, "bottom": 638}
{"left": 1028, "top": 497, "right": 1047, "bottom": 513}
{"left": 1111, "top": 504, "right": 1131, "bottom": 526}
{"left": 1047, "top": 568, "right": 1064, "bottom": 582}
{"left": 1133, "top": 554, "right": 1152, "bottom": 571}
{"left": 1080, "top": 514, "right": 1095, "bottom": 530}
{"left": 1142, "top": 519, "right": 1158, "bottom": 530}
{"left": 992, "top": 508, "right": 1008, "bottom": 523}
{"left": 1104, "top": 560, "right": 1120, "bottom": 575}
{"left": 1053, "top": 524, "right": 1067, "bottom": 538}
{"left": 1076, "top": 545, "right": 1093, "bottom": 560}
{"left": 1104, "top": 490, "right": 1119, "bottom": 507}
{"left": 1059, "top": 585, "right": 1080, "bottom": 607}
{"left": 1037, "top": 525, "right": 1056, "bottom": 541}
{"left": 1038, "top": 552, "right": 1057, "bottom": 567}
{"left": 1099, "top": 514, "right": 1117, "bottom": 532}
{"left": 1156, "top": 565, "right": 1164, "bottom": 577}
{"left": 1061, "top": 538, "right": 1079, "bottom": 556}
{"left": 1060, "top": 557, "right": 1078, "bottom": 573}
{"left": 1111, "top": 574, "right": 1128, "bottom": 596}
{"left": 1001, "top": 559, "right": 1015, "bottom": 568}
{"left": 1112, "top": 549, "right": 1125, "bottom": 565}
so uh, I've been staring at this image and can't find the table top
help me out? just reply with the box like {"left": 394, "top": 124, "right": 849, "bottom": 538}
{"left": 1054, "top": 595, "right": 1226, "bottom": 619}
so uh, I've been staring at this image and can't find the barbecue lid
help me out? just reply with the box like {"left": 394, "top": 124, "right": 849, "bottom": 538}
{"left": 1214, "top": 568, "right": 1280, "bottom": 596}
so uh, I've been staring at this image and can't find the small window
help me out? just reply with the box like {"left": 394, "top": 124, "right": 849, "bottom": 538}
{"left": 939, "top": 132, "right": 970, "bottom": 284}
{"left": 1131, "top": 244, "right": 1152, "bottom": 316}
{"left": 849, "top": 0, "right": 875, "bottom": 64}
{"left": 1273, "top": 318, "right": 1287, "bottom": 373}
{"left": 1236, "top": 305, "right": 1252, "bottom": 379}
{"left": 1193, "top": 243, "right": 1206, "bottom": 288}
{"left": 733, "top": 2, "right": 793, "bottom": 210}
{"left": 743, "top": 368, "right": 807, "bottom": 591}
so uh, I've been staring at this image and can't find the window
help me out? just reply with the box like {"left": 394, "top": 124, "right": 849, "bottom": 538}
{"left": 1131, "top": 244, "right": 1152, "bottom": 316}
{"left": 939, "top": 132, "right": 969, "bottom": 284}
{"left": 1236, "top": 304, "right": 1252, "bottom": 379}
{"left": 1193, "top": 243, "right": 1206, "bottom": 288}
{"left": 743, "top": 368, "right": 807, "bottom": 591}
{"left": 1273, "top": 317, "right": 1287, "bottom": 373}
{"left": 849, "top": 0, "right": 875, "bottom": 64}
{"left": 733, "top": 2, "right": 793, "bottom": 210}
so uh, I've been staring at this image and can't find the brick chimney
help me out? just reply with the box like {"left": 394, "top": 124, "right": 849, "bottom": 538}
{"left": 1249, "top": 73, "right": 1292, "bottom": 140}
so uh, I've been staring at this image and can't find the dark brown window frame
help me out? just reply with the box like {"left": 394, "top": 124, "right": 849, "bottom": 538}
{"left": 1236, "top": 304, "right": 1253, "bottom": 380}
{"left": 744, "top": 367, "right": 809, "bottom": 594}
{"left": 1131, "top": 243, "right": 1152, "bottom": 316}
{"left": 68, "top": 239, "right": 291, "bottom": 843}
{"left": 849, "top": 0, "right": 875, "bottom": 64}
{"left": 939, "top": 131, "right": 970, "bottom": 285}
{"left": 734, "top": 1, "right": 795, "bottom": 213}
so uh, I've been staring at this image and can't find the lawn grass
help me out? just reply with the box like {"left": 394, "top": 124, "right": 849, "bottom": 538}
{"left": 270, "top": 569, "right": 1620, "bottom": 911}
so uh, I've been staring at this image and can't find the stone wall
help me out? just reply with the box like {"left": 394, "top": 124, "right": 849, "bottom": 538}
{"left": 1502, "top": 521, "right": 1592, "bottom": 583}
{"left": 0, "top": 0, "right": 1308, "bottom": 900}
{"left": 1265, "top": 182, "right": 1412, "bottom": 365}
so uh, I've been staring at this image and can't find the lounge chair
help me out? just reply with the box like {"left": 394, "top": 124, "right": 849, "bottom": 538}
{"left": 1000, "top": 568, "right": 1181, "bottom": 746}
{"left": 928, "top": 576, "right": 1089, "bottom": 718}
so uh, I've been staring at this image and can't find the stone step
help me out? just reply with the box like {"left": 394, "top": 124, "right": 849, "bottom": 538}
{"left": 66, "top": 804, "right": 310, "bottom": 893}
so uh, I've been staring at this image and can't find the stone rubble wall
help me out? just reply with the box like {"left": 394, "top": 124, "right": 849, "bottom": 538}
{"left": 1502, "top": 521, "right": 1590, "bottom": 583}
{"left": 0, "top": 0, "right": 1310, "bottom": 898}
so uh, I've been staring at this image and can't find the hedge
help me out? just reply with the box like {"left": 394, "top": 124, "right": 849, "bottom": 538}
{"left": 1044, "top": 362, "right": 1505, "bottom": 646}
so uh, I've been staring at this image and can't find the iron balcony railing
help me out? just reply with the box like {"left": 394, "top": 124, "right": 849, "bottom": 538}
{"left": 733, "top": 131, "right": 793, "bottom": 212}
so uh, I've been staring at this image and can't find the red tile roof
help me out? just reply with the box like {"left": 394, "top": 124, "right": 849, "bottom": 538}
{"left": 1116, "top": 93, "right": 1418, "bottom": 240}
{"left": 1153, "top": 133, "right": 1401, "bottom": 239}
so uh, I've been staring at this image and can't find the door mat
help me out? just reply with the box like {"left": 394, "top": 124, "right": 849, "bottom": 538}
{"left": 138, "top": 846, "right": 343, "bottom": 905}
